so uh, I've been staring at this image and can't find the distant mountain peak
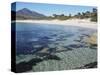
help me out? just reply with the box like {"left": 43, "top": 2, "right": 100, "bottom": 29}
{"left": 21, "top": 8, "right": 29, "bottom": 10}
{"left": 17, "top": 8, "right": 32, "bottom": 13}
{"left": 16, "top": 8, "right": 46, "bottom": 20}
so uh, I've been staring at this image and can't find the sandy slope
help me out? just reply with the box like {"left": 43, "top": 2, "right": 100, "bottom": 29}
{"left": 12, "top": 19, "right": 97, "bottom": 29}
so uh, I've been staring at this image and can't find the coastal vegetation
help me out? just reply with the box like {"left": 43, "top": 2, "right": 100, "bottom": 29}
{"left": 47, "top": 8, "right": 97, "bottom": 22}
{"left": 11, "top": 8, "right": 97, "bottom": 22}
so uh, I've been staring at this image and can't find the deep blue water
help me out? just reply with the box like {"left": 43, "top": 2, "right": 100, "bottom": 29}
{"left": 13, "top": 22, "right": 96, "bottom": 54}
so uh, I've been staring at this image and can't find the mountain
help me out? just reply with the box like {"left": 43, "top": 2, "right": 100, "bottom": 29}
{"left": 12, "top": 8, "right": 47, "bottom": 20}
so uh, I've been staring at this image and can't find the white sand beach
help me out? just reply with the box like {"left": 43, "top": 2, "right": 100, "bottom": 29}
{"left": 12, "top": 19, "right": 97, "bottom": 29}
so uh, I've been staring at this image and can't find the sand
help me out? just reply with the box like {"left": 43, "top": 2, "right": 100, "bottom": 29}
{"left": 12, "top": 19, "right": 97, "bottom": 29}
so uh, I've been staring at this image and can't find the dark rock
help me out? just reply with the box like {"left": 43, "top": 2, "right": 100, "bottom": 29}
{"left": 16, "top": 58, "right": 42, "bottom": 73}
{"left": 51, "top": 34, "right": 57, "bottom": 37}
{"left": 48, "top": 48, "right": 56, "bottom": 53}
{"left": 44, "top": 54, "right": 61, "bottom": 60}
{"left": 74, "top": 39, "right": 81, "bottom": 42}
{"left": 67, "top": 44, "right": 86, "bottom": 48}
{"left": 75, "top": 62, "right": 97, "bottom": 69}
{"left": 89, "top": 44, "right": 97, "bottom": 49}
{"left": 84, "top": 62, "right": 97, "bottom": 68}
{"left": 82, "top": 34, "right": 90, "bottom": 37}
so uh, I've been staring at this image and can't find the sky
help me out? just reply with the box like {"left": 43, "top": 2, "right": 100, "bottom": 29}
{"left": 12, "top": 2, "right": 96, "bottom": 16}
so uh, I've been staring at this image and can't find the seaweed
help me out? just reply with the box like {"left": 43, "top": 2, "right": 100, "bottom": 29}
{"left": 16, "top": 53, "right": 61, "bottom": 73}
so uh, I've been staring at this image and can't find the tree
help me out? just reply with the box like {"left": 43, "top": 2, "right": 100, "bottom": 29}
{"left": 53, "top": 14, "right": 57, "bottom": 18}
{"left": 86, "top": 11, "right": 90, "bottom": 14}
{"left": 77, "top": 12, "right": 81, "bottom": 18}
{"left": 82, "top": 12, "right": 85, "bottom": 16}
{"left": 91, "top": 8, "right": 97, "bottom": 22}
{"left": 85, "top": 11, "right": 91, "bottom": 18}
{"left": 60, "top": 14, "right": 64, "bottom": 17}
{"left": 93, "top": 8, "right": 97, "bottom": 13}
{"left": 69, "top": 14, "right": 72, "bottom": 18}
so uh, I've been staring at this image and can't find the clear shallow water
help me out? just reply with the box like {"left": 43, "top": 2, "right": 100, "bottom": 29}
{"left": 12, "top": 22, "right": 97, "bottom": 72}
{"left": 15, "top": 22, "right": 96, "bottom": 55}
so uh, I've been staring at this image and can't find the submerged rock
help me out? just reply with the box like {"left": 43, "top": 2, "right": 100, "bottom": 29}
{"left": 85, "top": 33, "right": 97, "bottom": 49}
{"left": 16, "top": 53, "right": 61, "bottom": 73}
{"left": 86, "top": 33, "right": 97, "bottom": 45}
{"left": 16, "top": 58, "right": 42, "bottom": 73}
{"left": 66, "top": 44, "right": 86, "bottom": 48}
{"left": 44, "top": 54, "right": 61, "bottom": 60}
{"left": 75, "top": 62, "right": 97, "bottom": 69}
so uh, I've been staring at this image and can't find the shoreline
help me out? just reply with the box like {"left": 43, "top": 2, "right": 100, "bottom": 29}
{"left": 12, "top": 19, "right": 97, "bottom": 29}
